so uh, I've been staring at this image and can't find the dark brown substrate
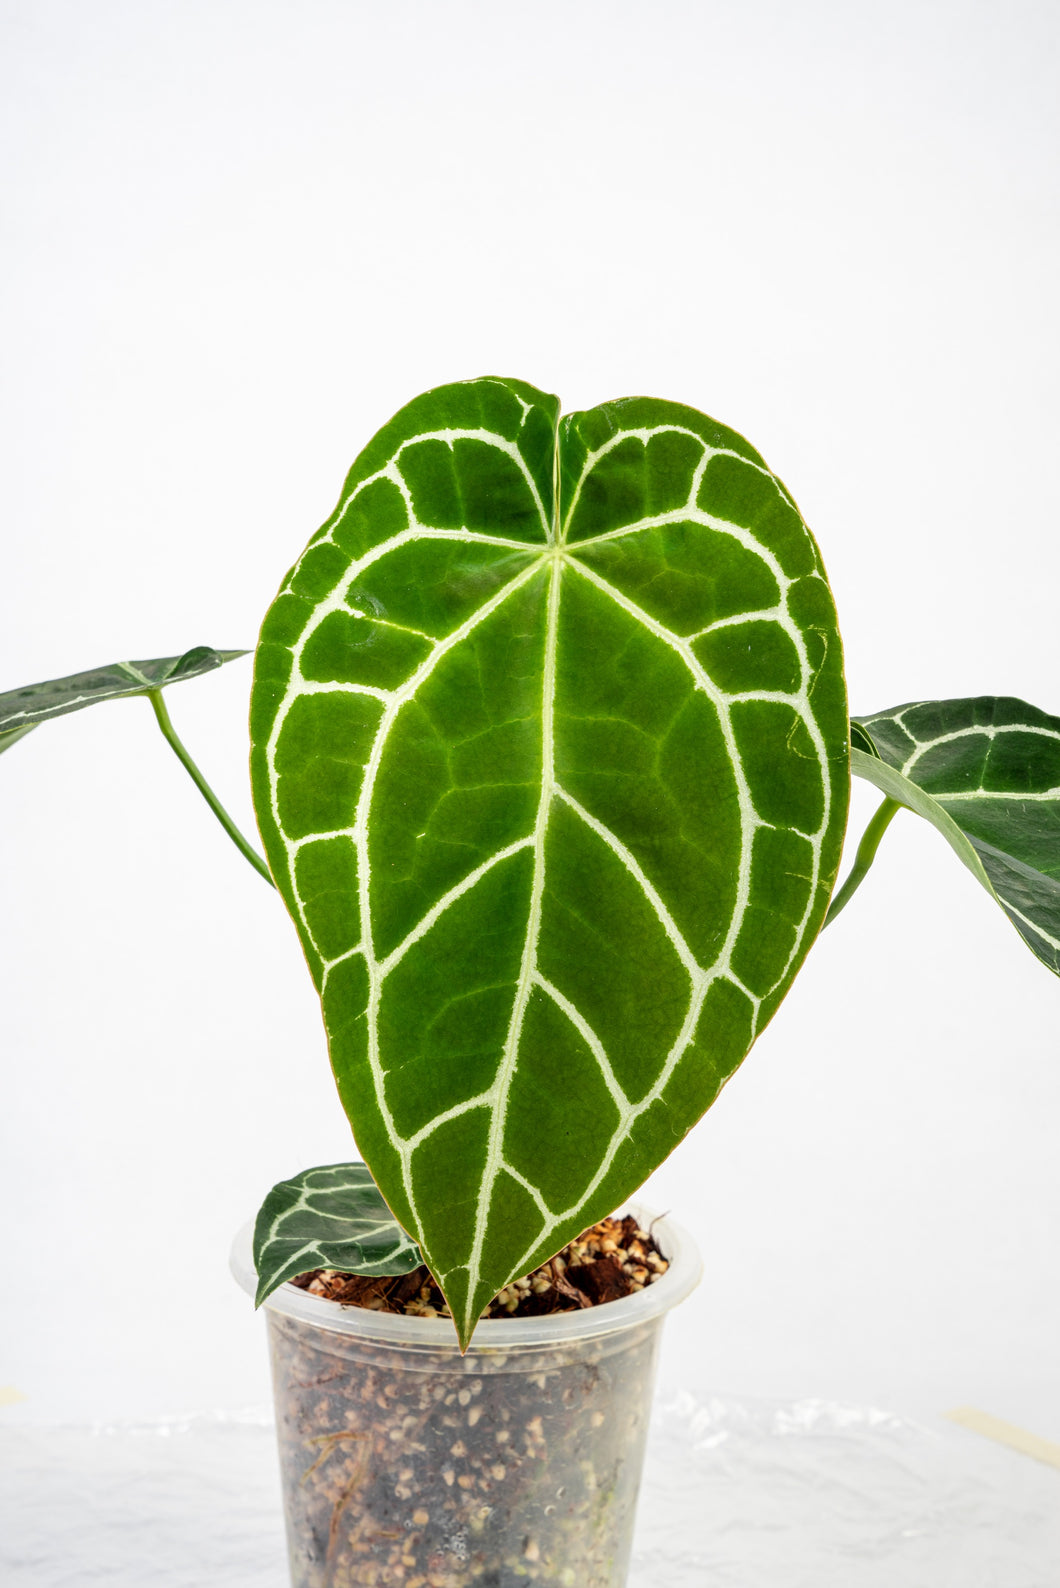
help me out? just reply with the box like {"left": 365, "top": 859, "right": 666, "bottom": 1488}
{"left": 291, "top": 1214, "right": 669, "bottom": 1320}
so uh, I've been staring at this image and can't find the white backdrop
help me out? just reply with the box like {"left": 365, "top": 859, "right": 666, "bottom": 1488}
{"left": 2, "top": 0, "right": 1058, "bottom": 1440}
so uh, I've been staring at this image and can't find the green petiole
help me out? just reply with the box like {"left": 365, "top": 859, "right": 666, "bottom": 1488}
{"left": 145, "top": 688, "right": 275, "bottom": 888}
{"left": 823, "top": 795, "right": 902, "bottom": 928}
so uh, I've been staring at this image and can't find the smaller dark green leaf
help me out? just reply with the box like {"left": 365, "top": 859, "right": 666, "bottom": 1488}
{"left": 253, "top": 1162, "right": 424, "bottom": 1307}
{"left": 0, "top": 646, "right": 248, "bottom": 737}
{"left": 852, "top": 697, "right": 1060, "bottom": 977}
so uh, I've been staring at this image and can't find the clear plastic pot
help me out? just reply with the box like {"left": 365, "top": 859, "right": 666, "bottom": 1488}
{"left": 230, "top": 1206, "right": 701, "bottom": 1588}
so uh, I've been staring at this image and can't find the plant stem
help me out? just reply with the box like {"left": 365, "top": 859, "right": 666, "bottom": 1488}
{"left": 145, "top": 688, "right": 275, "bottom": 888}
{"left": 823, "top": 796, "right": 902, "bottom": 928}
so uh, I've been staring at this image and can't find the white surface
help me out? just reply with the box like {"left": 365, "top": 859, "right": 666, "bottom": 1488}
{"left": 2, "top": 1394, "right": 1058, "bottom": 1586}
{"left": 2, "top": 0, "right": 1059, "bottom": 1437}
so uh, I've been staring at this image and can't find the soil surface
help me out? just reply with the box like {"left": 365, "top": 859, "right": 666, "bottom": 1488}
{"left": 291, "top": 1213, "right": 669, "bottom": 1318}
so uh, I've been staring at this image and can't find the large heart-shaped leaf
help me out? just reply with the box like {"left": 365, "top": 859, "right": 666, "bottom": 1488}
{"left": 253, "top": 1162, "right": 423, "bottom": 1306}
{"left": 250, "top": 377, "right": 849, "bottom": 1345}
{"left": 0, "top": 646, "right": 247, "bottom": 751}
{"left": 853, "top": 698, "right": 1060, "bottom": 975}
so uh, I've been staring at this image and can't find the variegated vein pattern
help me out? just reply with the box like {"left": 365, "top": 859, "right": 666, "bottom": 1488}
{"left": 0, "top": 648, "right": 246, "bottom": 735}
{"left": 855, "top": 698, "right": 1060, "bottom": 974}
{"left": 250, "top": 378, "right": 849, "bottom": 1345}
{"left": 253, "top": 1163, "right": 423, "bottom": 1306}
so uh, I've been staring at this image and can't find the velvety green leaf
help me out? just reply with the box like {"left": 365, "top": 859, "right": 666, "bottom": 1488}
{"left": 250, "top": 377, "right": 849, "bottom": 1345}
{"left": 852, "top": 698, "right": 1060, "bottom": 975}
{"left": 253, "top": 1162, "right": 423, "bottom": 1306}
{"left": 0, "top": 647, "right": 249, "bottom": 737}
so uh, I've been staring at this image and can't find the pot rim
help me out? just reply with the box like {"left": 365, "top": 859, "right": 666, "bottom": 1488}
{"left": 229, "top": 1201, "right": 701, "bottom": 1352}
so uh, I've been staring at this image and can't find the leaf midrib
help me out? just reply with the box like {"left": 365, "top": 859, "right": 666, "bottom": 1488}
{"left": 462, "top": 557, "right": 562, "bottom": 1325}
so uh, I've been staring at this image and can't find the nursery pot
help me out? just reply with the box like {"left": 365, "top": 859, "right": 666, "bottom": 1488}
{"left": 231, "top": 1207, "right": 701, "bottom": 1588}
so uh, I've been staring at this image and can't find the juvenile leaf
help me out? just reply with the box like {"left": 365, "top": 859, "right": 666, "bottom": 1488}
{"left": 0, "top": 647, "right": 248, "bottom": 739}
{"left": 253, "top": 1162, "right": 423, "bottom": 1306}
{"left": 853, "top": 698, "right": 1060, "bottom": 975}
{"left": 250, "top": 377, "right": 849, "bottom": 1345}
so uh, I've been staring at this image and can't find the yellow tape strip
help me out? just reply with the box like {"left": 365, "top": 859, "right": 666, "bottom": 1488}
{"left": 946, "top": 1406, "right": 1060, "bottom": 1471}
{"left": 0, "top": 1385, "right": 27, "bottom": 1407}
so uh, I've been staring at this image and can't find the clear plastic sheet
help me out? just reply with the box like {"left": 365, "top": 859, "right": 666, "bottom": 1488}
{"left": 633, "top": 1393, "right": 1060, "bottom": 1587}
{"left": 2, "top": 1393, "right": 1057, "bottom": 1586}
{"left": 0, "top": 1409, "right": 286, "bottom": 1588}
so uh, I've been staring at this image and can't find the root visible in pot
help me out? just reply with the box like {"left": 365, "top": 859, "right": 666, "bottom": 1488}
{"left": 269, "top": 1217, "right": 668, "bottom": 1587}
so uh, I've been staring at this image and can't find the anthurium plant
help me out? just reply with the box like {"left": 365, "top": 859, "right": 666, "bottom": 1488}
{"left": 3, "top": 378, "right": 1058, "bottom": 1348}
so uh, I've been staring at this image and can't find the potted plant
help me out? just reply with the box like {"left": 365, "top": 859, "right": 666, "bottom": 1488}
{"left": 3, "top": 377, "right": 1057, "bottom": 1587}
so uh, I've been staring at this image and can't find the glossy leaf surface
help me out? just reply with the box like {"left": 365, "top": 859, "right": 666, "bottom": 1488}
{"left": 0, "top": 646, "right": 248, "bottom": 747}
{"left": 250, "top": 378, "right": 849, "bottom": 1344}
{"left": 853, "top": 698, "right": 1060, "bottom": 975}
{"left": 253, "top": 1162, "right": 423, "bottom": 1306}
